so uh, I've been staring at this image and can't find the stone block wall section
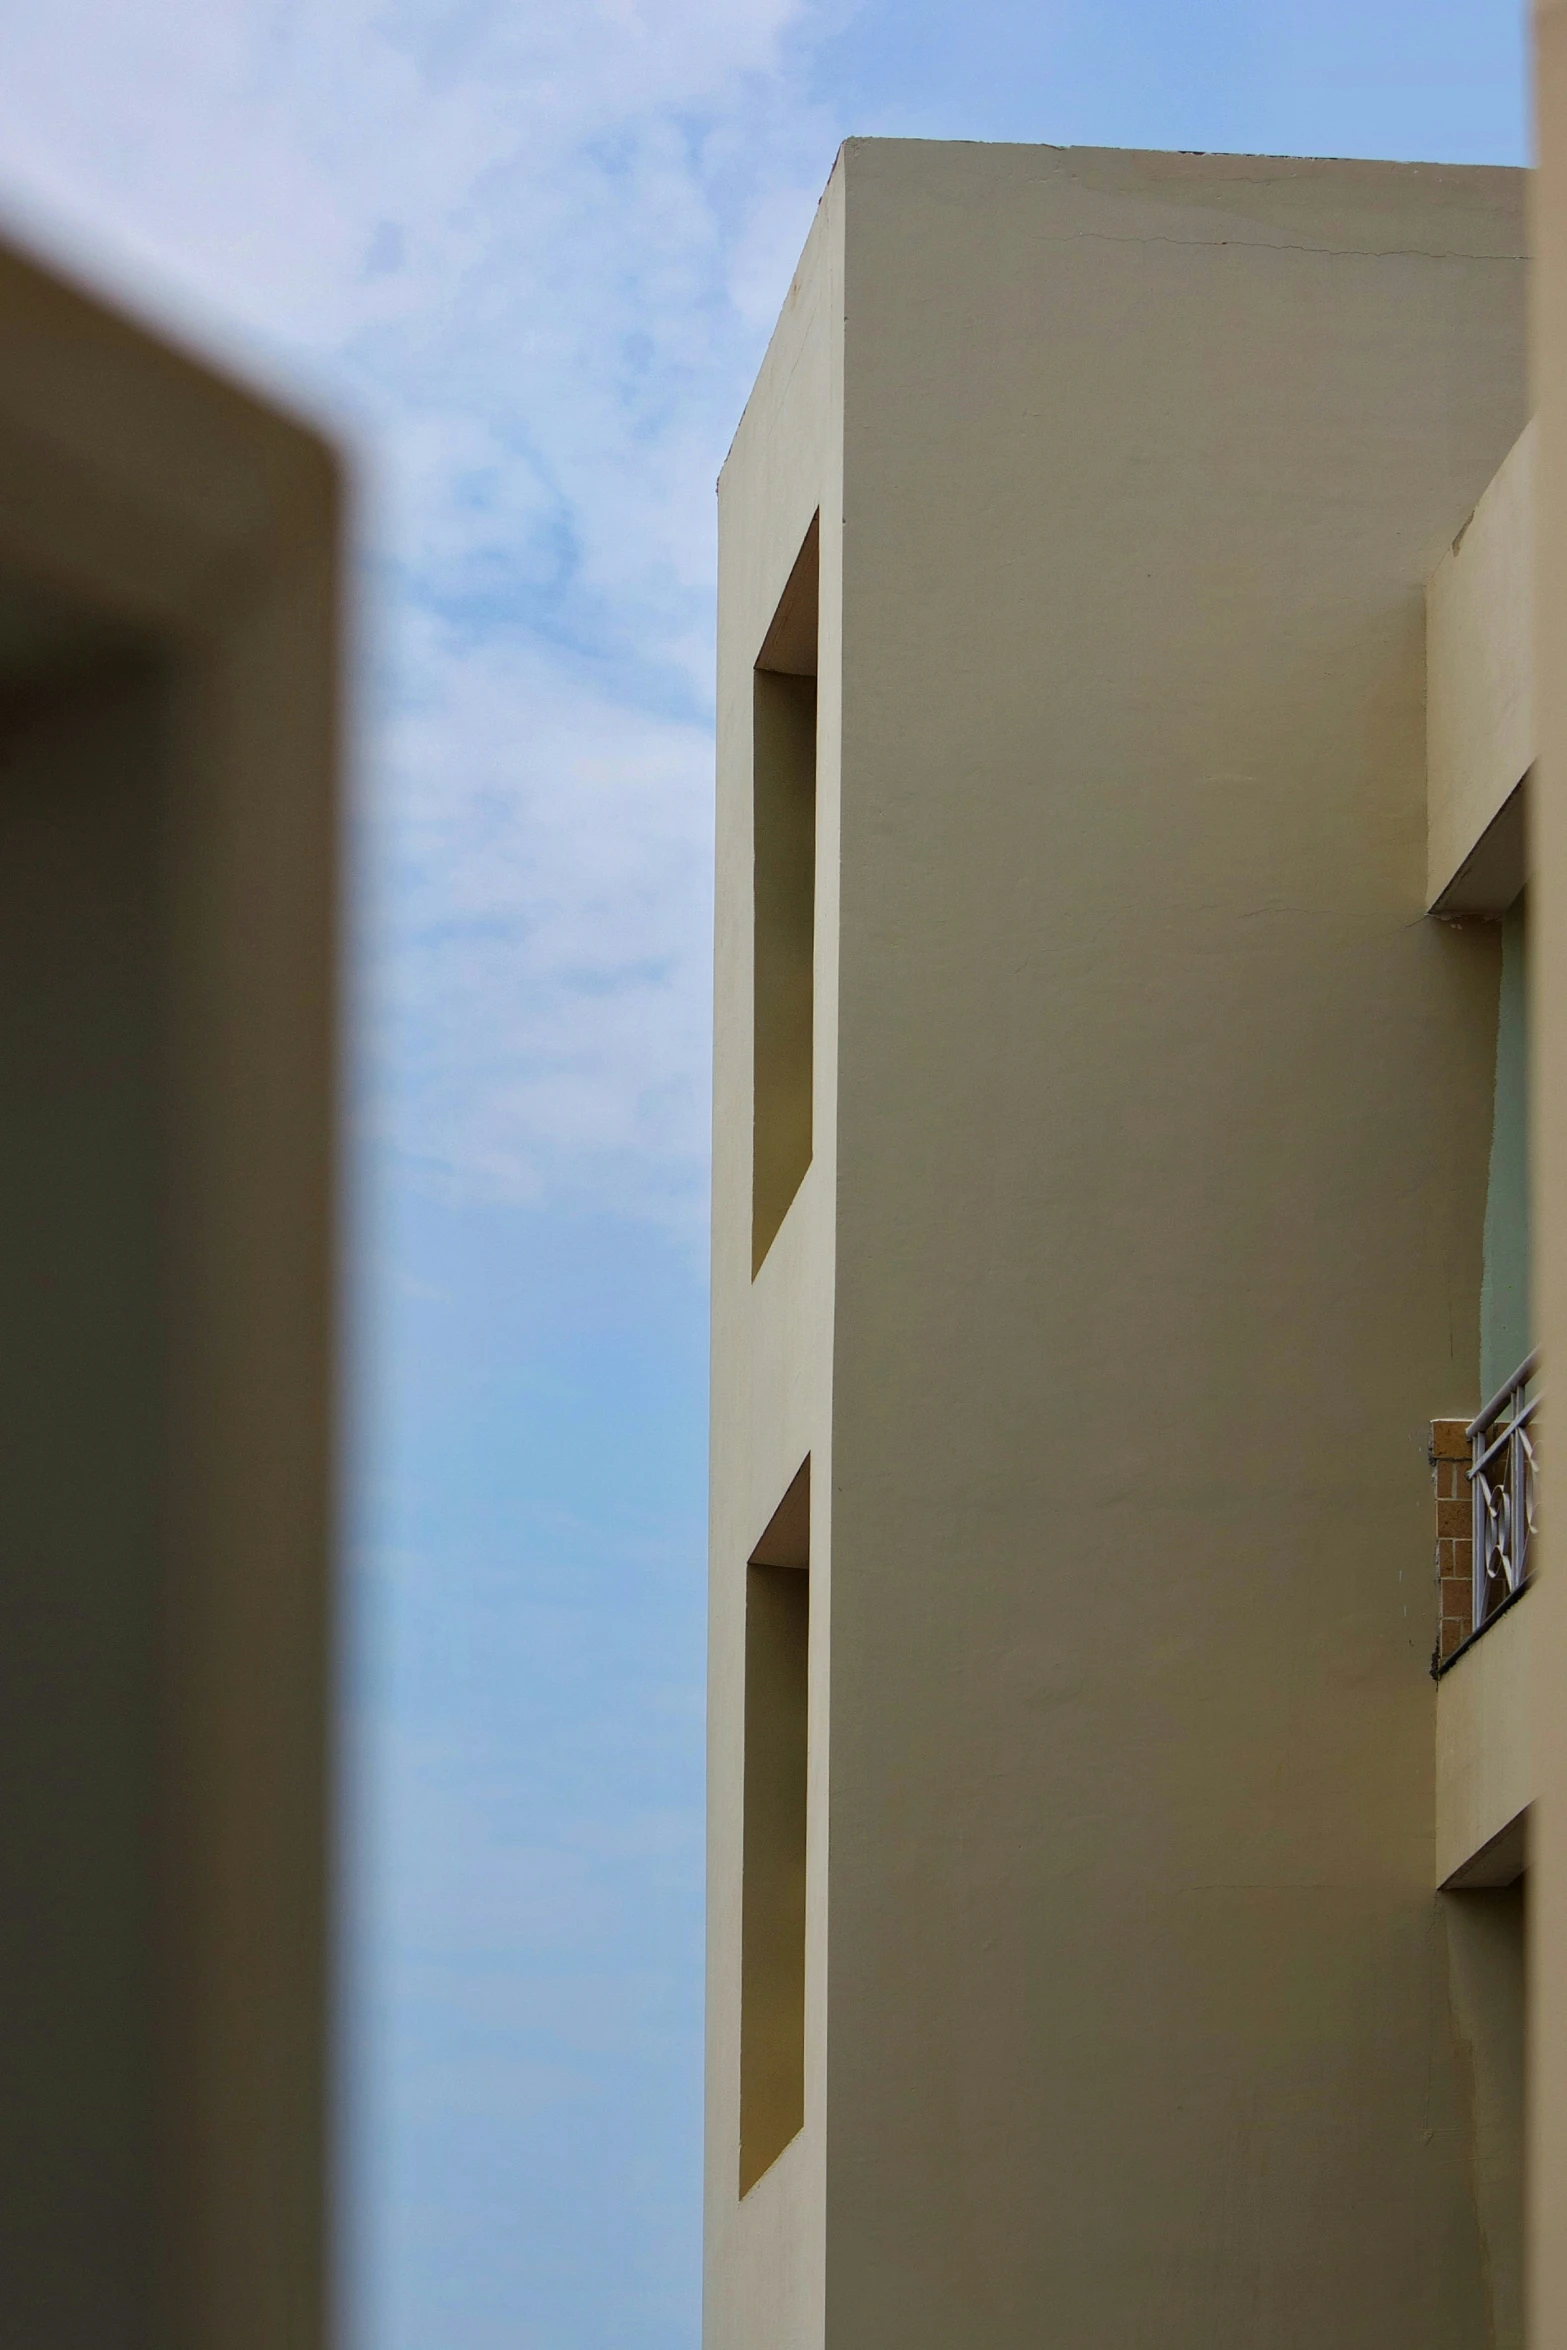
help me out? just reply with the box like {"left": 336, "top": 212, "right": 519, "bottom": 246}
{"left": 1434, "top": 1418, "right": 1475, "bottom": 1663}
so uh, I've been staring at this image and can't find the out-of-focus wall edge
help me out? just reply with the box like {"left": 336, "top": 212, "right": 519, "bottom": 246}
{"left": 160, "top": 525, "right": 340, "bottom": 2350}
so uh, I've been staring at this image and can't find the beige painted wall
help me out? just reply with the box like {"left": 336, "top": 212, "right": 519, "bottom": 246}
{"left": 708, "top": 162, "right": 844, "bottom": 2350}
{"left": 712, "top": 140, "right": 1529, "bottom": 2348}
{"left": 1436, "top": 1593, "right": 1532, "bottom": 1886}
{"left": 1428, "top": 421, "right": 1535, "bottom": 909}
{"left": 1532, "top": 7, "right": 1567, "bottom": 2347}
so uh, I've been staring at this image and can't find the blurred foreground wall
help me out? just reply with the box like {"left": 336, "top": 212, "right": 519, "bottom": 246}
{"left": 0, "top": 237, "right": 340, "bottom": 2349}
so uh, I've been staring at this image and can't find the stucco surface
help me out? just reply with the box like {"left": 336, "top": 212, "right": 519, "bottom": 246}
{"left": 712, "top": 140, "right": 1528, "bottom": 2349}
{"left": 1436, "top": 1597, "right": 1532, "bottom": 1887}
{"left": 1531, "top": 9, "right": 1567, "bottom": 2347}
{"left": 1427, "top": 422, "right": 1536, "bottom": 908}
{"left": 708, "top": 162, "right": 844, "bottom": 2350}
{"left": 825, "top": 143, "right": 1522, "bottom": 2348}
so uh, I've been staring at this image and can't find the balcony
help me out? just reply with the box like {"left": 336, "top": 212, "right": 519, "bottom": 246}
{"left": 1433, "top": 1351, "right": 1538, "bottom": 1891}
{"left": 1435, "top": 1349, "right": 1539, "bottom": 1670}
{"left": 1471, "top": 1349, "right": 1539, "bottom": 1633}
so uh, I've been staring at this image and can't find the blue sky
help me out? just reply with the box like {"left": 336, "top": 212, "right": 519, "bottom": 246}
{"left": 0, "top": 1, "right": 1528, "bottom": 2342}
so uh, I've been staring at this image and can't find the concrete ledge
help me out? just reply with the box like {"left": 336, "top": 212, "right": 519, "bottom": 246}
{"left": 1436, "top": 1586, "right": 1532, "bottom": 1886}
{"left": 1431, "top": 775, "right": 1527, "bottom": 917}
{"left": 1427, "top": 420, "right": 1534, "bottom": 910}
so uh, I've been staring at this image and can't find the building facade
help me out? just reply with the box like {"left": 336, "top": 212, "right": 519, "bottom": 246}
{"left": 1530, "top": 9, "right": 1567, "bottom": 2348}
{"left": 708, "top": 139, "right": 1540, "bottom": 2348}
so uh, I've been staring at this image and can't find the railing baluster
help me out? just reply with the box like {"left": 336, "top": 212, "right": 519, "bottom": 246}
{"left": 1472, "top": 1421, "right": 1485, "bottom": 1632}
{"left": 1466, "top": 1349, "right": 1541, "bottom": 1635}
{"left": 1511, "top": 1413, "right": 1522, "bottom": 1595}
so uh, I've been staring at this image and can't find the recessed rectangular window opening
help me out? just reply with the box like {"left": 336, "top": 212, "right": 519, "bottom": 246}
{"left": 752, "top": 514, "right": 818, "bottom": 1276}
{"left": 740, "top": 1456, "right": 810, "bottom": 2195}
{"left": 1443, "top": 1868, "right": 1526, "bottom": 2345}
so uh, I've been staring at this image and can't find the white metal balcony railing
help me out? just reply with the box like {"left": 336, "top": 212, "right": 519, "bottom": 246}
{"left": 1469, "top": 1346, "right": 1540, "bottom": 1638}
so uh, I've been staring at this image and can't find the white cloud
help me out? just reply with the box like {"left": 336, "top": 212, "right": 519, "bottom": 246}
{"left": 366, "top": 605, "right": 715, "bottom": 1220}
{"left": 0, "top": 0, "right": 838, "bottom": 1227}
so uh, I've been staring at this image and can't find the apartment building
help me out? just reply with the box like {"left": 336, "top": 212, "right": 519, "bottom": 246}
{"left": 1530, "top": 13, "right": 1567, "bottom": 2350}
{"left": 0, "top": 237, "right": 340, "bottom": 2346}
{"left": 707, "top": 137, "right": 1542, "bottom": 2348}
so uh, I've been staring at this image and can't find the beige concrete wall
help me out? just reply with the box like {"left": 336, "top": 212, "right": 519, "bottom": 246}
{"left": 1428, "top": 422, "right": 1535, "bottom": 909}
{"left": 708, "top": 162, "right": 844, "bottom": 2350}
{"left": 0, "top": 235, "right": 339, "bottom": 2350}
{"left": 824, "top": 145, "right": 1523, "bottom": 2348}
{"left": 1436, "top": 1594, "right": 1532, "bottom": 1886}
{"left": 712, "top": 139, "right": 1531, "bottom": 2349}
{"left": 1533, "top": 8, "right": 1567, "bottom": 2347}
